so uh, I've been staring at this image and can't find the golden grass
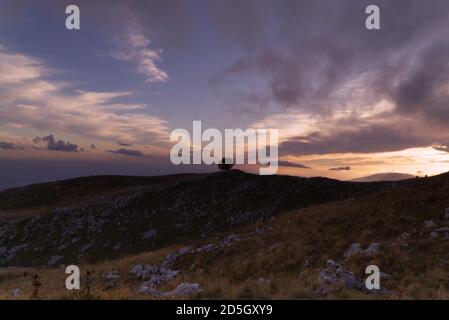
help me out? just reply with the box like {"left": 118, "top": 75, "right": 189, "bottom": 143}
{"left": 1, "top": 185, "right": 449, "bottom": 300}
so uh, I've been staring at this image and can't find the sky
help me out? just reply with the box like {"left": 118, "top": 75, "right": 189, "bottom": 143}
{"left": 1, "top": 0, "right": 449, "bottom": 188}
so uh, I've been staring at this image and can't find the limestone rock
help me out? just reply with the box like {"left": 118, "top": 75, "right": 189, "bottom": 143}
{"left": 164, "top": 283, "right": 202, "bottom": 296}
{"left": 317, "top": 259, "right": 362, "bottom": 294}
{"left": 343, "top": 243, "right": 362, "bottom": 258}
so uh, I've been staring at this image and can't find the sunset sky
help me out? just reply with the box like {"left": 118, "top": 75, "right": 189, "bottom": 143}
{"left": 2, "top": 0, "right": 449, "bottom": 188}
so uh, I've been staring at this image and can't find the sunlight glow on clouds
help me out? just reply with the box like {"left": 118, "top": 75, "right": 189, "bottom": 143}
{"left": 0, "top": 43, "right": 170, "bottom": 151}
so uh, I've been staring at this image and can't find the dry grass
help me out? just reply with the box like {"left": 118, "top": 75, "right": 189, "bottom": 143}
{"left": 1, "top": 183, "right": 449, "bottom": 300}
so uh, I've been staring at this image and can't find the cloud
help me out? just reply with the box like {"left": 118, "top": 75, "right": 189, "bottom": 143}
{"left": 111, "top": 18, "right": 168, "bottom": 83}
{"left": 107, "top": 149, "right": 145, "bottom": 157}
{"left": 0, "top": 141, "right": 16, "bottom": 150}
{"left": 329, "top": 166, "right": 351, "bottom": 171}
{"left": 0, "top": 44, "right": 170, "bottom": 149}
{"left": 5, "top": 1, "right": 449, "bottom": 159}
{"left": 118, "top": 141, "right": 132, "bottom": 147}
{"left": 434, "top": 146, "right": 449, "bottom": 153}
{"left": 279, "top": 121, "right": 435, "bottom": 156}
{"left": 276, "top": 160, "right": 311, "bottom": 169}
{"left": 33, "top": 134, "right": 78, "bottom": 152}
{"left": 210, "top": 0, "right": 449, "bottom": 155}
{"left": 0, "top": 49, "right": 44, "bottom": 85}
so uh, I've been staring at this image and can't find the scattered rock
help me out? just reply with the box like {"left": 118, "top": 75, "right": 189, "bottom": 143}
{"left": 142, "top": 229, "right": 157, "bottom": 240}
{"left": 164, "top": 283, "right": 202, "bottom": 296}
{"left": 164, "top": 253, "right": 178, "bottom": 265}
{"left": 113, "top": 243, "right": 122, "bottom": 250}
{"left": 399, "top": 232, "right": 410, "bottom": 241}
{"left": 138, "top": 282, "right": 162, "bottom": 296}
{"left": 130, "top": 265, "right": 144, "bottom": 275}
{"left": 434, "top": 227, "right": 449, "bottom": 232}
{"left": 221, "top": 234, "right": 240, "bottom": 247}
{"left": 343, "top": 243, "right": 362, "bottom": 258}
{"left": 363, "top": 243, "right": 380, "bottom": 256}
{"left": 343, "top": 242, "right": 379, "bottom": 258}
{"left": 80, "top": 242, "right": 94, "bottom": 253}
{"left": 10, "top": 288, "right": 22, "bottom": 297}
{"left": 430, "top": 231, "right": 439, "bottom": 239}
{"left": 424, "top": 220, "right": 437, "bottom": 228}
{"left": 139, "top": 282, "right": 202, "bottom": 297}
{"left": 197, "top": 244, "right": 215, "bottom": 253}
{"left": 131, "top": 265, "right": 178, "bottom": 285}
{"left": 103, "top": 270, "right": 119, "bottom": 280}
{"left": 256, "top": 277, "right": 268, "bottom": 285}
{"left": 178, "top": 247, "right": 193, "bottom": 256}
{"left": 47, "top": 255, "right": 63, "bottom": 266}
{"left": 445, "top": 208, "right": 449, "bottom": 220}
{"left": 6, "top": 244, "right": 28, "bottom": 261}
{"left": 317, "top": 260, "right": 362, "bottom": 294}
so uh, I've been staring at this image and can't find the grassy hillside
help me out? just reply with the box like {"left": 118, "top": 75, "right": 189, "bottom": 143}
{"left": 0, "top": 170, "right": 402, "bottom": 267}
{"left": 0, "top": 171, "right": 448, "bottom": 299}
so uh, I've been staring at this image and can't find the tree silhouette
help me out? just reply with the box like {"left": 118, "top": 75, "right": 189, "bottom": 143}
{"left": 218, "top": 158, "right": 234, "bottom": 171}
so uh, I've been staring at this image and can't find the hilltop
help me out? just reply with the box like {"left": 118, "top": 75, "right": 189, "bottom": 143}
{"left": 0, "top": 170, "right": 448, "bottom": 299}
{"left": 351, "top": 172, "right": 416, "bottom": 182}
{"left": 0, "top": 170, "right": 402, "bottom": 267}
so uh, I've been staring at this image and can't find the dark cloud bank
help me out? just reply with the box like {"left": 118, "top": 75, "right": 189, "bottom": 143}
{"left": 208, "top": 0, "right": 449, "bottom": 156}
{"left": 0, "top": 141, "right": 16, "bottom": 150}
{"left": 33, "top": 134, "right": 79, "bottom": 152}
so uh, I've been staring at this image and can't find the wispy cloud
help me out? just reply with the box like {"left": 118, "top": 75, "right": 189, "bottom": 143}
{"left": 0, "top": 44, "right": 171, "bottom": 150}
{"left": 111, "top": 19, "right": 168, "bottom": 83}
{"left": 107, "top": 149, "right": 145, "bottom": 157}
{"left": 0, "top": 45, "right": 44, "bottom": 85}
{"left": 0, "top": 141, "right": 16, "bottom": 150}
{"left": 276, "top": 160, "right": 311, "bottom": 169}
{"left": 329, "top": 166, "right": 351, "bottom": 171}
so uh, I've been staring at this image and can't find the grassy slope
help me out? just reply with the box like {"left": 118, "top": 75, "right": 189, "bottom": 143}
{"left": 0, "top": 174, "right": 201, "bottom": 213}
{"left": 1, "top": 174, "right": 448, "bottom": 299}
{"left": 0, "top": 170, "right": 402, "bottom": 267}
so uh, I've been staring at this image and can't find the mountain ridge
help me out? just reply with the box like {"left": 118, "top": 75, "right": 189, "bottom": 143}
{"left": 350, "top": 172, "right": 416, "bottom": 182}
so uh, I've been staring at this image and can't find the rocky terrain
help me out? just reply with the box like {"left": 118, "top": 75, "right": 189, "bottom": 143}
{"left": 0, "top": 170, "right": 403, "bottom": 267}
{"left": 0, "top": 170, "right": 448, "bottom": 299}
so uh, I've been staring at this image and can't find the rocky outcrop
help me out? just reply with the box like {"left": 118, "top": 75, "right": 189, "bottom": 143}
{"left": 317, "top": 260, "right": 362, "bottom": 294}
{"left": 139, "top": 282, "right": 202, "bottom": 297}
{"left": 10, "top": 288, "right": 22, "bottom": 297}
{"left": 343, "top": 242, "right": 379, "bottom": 259}
{"left": 317, "top": 259, "right": 393, "bottom": 296}
{"left": 165, "top": 283, "right": 202, "bottom": 296}
{"left": 131, "top": 265, "right": 178, "bottom": 285}
{"left": 424, "top": 220, "right": 437, "bottom": 228}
